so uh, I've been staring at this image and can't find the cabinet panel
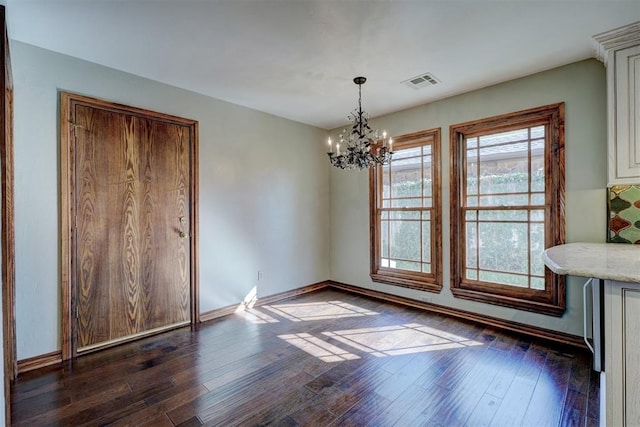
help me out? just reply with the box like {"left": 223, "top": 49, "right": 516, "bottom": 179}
{"left": 596, "top": 21, "right": 640, "bottom": 186}
{"left": 605, "top": 280, "right": 640, "bottom": 426}
{"left": 612, "top": 45, "right": 640, "bottom": 182}
{"left": 623, "top": 287, "right": 640, "bottom": 425}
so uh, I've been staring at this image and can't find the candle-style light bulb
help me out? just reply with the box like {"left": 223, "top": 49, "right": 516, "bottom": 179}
{"left": 382, "top": 131, "right": 387, "bottom": 147}
{"left": 336, "top": 143, "right": 340, "bottom": 155}
{"left": 389, "top": 138, "right": 393, "bottom": 152}
{"left": 328, "top": 137, "right": 333, "bottom": 153}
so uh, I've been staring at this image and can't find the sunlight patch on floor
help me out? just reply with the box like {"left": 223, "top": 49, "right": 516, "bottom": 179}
{"left": 278, "top": 322, "right": 483, "bottom": 362}
{"left": 278, "top": 332, "right": 360, "bottom": 362}
{"left": 263, "top": 300, "right": 378, "bottom": 322}
{"left": 323, "top": 323, "right": 483, "bottom": 357}
{"left": 234, "top": 287, "right": 280, "bottom": 323}
{"left": 235, "top": 308, "right": 279, "bottom": 324}
{"left": 236, "top": 286, "right": 258, "bottom": 311}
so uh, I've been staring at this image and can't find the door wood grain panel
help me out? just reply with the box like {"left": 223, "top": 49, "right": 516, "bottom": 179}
{"left": 62, "top": 93, "right": 198, "bottom": 356}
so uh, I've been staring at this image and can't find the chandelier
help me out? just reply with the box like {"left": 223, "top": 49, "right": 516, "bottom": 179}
{"left": 327, "top": 77, "right": 393, "bottom": 170}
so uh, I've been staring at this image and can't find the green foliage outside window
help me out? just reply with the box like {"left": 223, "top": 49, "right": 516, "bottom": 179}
{"left": 386, "top": 170, "right": 546, "bottom": 287}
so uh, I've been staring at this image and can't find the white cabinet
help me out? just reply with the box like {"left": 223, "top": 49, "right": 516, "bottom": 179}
{"left": 608, "top": 44, "right": 640, "bottom": 184}
{"left": 604, "top": 279, "right": 640, "bottom": 426}
{"left": 541, "top": 243, "right": 640, "bottom": 426}
{"left": 594, "top": 22, "right": 640, "bottom": 186}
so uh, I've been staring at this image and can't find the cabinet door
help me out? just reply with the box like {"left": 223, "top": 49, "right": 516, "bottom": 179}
{"left": 609, "top": 44, "right": 640, "bottom": 184}
{"left": 605, "top": 280, "right": 640, "bottom": 426}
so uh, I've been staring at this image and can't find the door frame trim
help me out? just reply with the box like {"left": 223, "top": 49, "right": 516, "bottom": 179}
{"left": 60, "top": 92, "right": 199, "bottom": 361}
{"left": 1, "top": 5, "right": 15, "bottom": 425}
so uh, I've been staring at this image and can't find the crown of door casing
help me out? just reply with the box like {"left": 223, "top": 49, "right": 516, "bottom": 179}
{"left": 60, "top": 92, "right": 199, "bottom": 360}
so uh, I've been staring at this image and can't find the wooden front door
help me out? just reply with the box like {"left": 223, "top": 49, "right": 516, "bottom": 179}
{"left": 61, "top": 93, "right": 198, "bottom": 357}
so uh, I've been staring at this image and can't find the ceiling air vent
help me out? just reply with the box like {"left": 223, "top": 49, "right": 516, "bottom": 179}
{"left": 402, "top": 72, "right": 440, "bottom": 90}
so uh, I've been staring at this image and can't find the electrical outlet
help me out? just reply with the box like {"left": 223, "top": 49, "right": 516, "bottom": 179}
{"left": 258, "top": 270, "right": 263, "bottom": 281}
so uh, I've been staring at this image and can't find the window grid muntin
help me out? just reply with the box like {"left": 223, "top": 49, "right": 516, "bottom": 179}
{"left": 380, "top": 143, "right": 433, "bottom": 275}
{"left": 462, "top": 124, "right": 547, "bottom": 291}
{"left": 450, "top": 103, "right": 564, "bottom": 316}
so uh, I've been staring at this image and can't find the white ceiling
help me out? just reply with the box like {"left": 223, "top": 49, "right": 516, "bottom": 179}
{"left": 6, "top": 0, "right": 640, "bottom": 130}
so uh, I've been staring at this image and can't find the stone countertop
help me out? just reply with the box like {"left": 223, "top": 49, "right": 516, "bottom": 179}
{"left": 543, "top": 242, "right": 640, "bottom": 284}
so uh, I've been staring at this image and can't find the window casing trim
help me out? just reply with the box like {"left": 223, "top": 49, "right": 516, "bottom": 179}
{"left": 369, "top": 128, "right": 442, "bottom": 292}
{"left": 449, "top": 103, "right": 565, "bottom": 316}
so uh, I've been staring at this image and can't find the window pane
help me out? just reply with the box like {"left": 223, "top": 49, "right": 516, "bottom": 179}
{"left": 478, "top": 209, "right": 528, "bottom": 221}
{"left": 391, "top": 198, "right": 422, "bottom": 208}
{"left": 390, "top": 220, "right": 421, "bottom": 262}
{"left": 392, "top": 167, "right": 422, "bottom": 199}
{"left": 478, "top": 222, "right": 529, "bottom": 274}
{"left": 531, "top": 153, "right": 545, "bottom": 192}
{"left": 466, "top": 221, "right": 478, "bottom": 269}
{"left": 531, "top": 193, "right": 545, "bottom": 205}
{"left": 530, "top": 222, "right": 545, "bottom": 276}
{"left": 393, "top": 157, "right": 423, "bottom": 170}
{"left": 466, "top": 268, "right": 478, "bottom": 280}
{"left": 395, "top": 261, "right": 421, "bottom": 272}
{"left": 390, "top": 211, "right": 420, "bottom": 220}
{"left": 423, "top": 166, "right": 433, "bottom": 198}
{"left": 392, "top": 146, "right": 422, "bottom": 160}
{"left": 381, "top": 220, "right": 389, "bottom": 258}
{"left": 422, "top": 263, "right": 431, "bottom": 273}
{"left": 422, "top": 220, "right": 431, "bottom": 262}
{"left": 383, "top": 167, "right": 391, "bottom": 198}
{"left": 479, "top": 142, "right": 529, "bottom": 195}
{"left": 479, "top": 128, "right": 529, "bottom": 147}
{"left": 531, "top": 125, "right": 545, "bottom": 139}
{"left": 530, "top": 209, "right": 544, "bottom": 222}
{"left": 479, "top": 194, "right": 529, "bottom": 206}
{"left": 531, "top": 277, "right": 545, "bottom": 290}
{"left": 467, "top": 148, "right": 478, "bottom": 196}
{"left": 479, "top": 271, "right": 528, "bottom": 288}
{"left": 531, "top": 138, "right": 544, "bottom": 153}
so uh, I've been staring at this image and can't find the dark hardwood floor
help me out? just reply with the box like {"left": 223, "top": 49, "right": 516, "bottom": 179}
{"left": 11, "top": 288, "right": 599, "bottom": 426}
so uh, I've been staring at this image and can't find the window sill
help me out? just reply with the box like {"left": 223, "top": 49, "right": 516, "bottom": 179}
{"left": 370, "top": 272, "right": 442, "bottom": 293}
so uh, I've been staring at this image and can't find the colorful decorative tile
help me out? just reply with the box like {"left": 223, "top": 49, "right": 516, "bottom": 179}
{"left": 608, "top": 185, "right": 640, "bottom": 244}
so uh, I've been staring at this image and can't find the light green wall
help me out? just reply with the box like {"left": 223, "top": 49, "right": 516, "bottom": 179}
{"left": 12, "top": 41, "right": 330, "bottom": 359}
{"left": 329, "top": 59, "right": 607, "bottom": 336}
{"left": 11, "top": 39, "right": 606, "bottom": 360}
